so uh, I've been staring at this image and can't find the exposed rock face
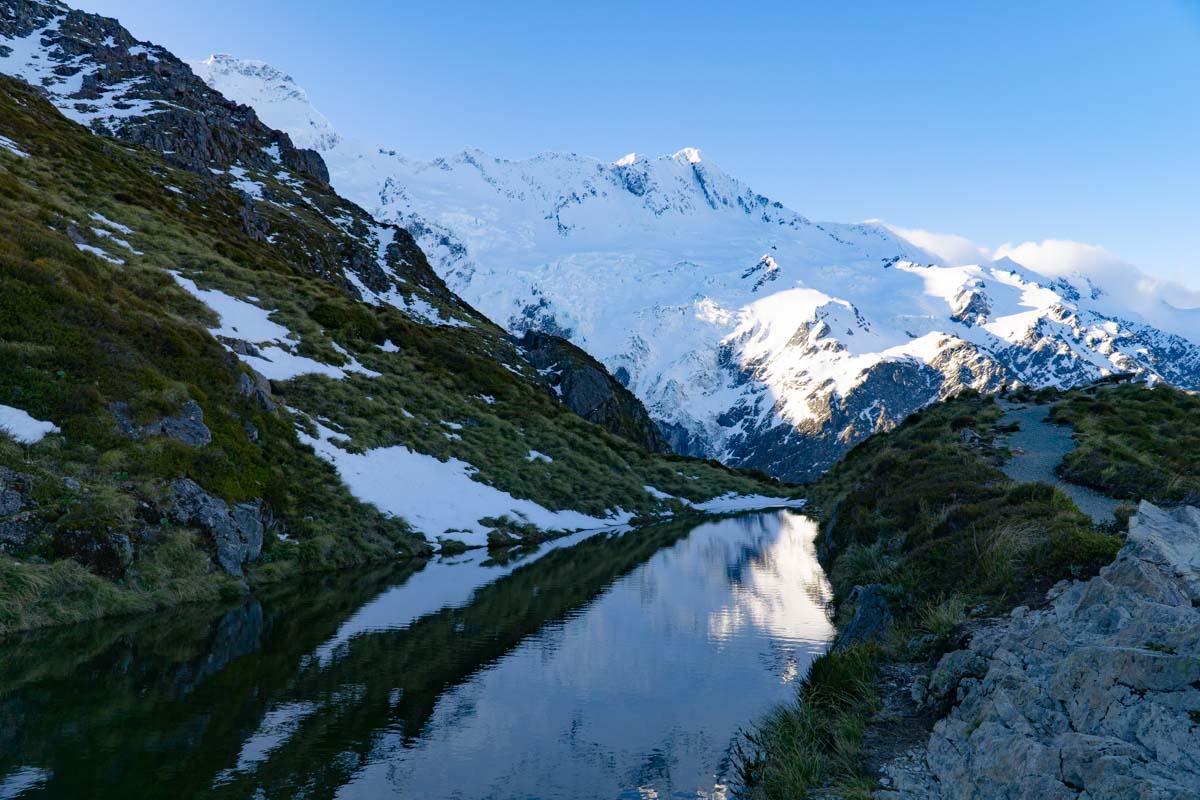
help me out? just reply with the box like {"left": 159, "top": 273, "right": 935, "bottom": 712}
{"left": 0, "top": 0, "right": 472, "bottom": 321}
{"left": 879, "top": 502, "right": 1200, "bottom": 799}
{"left": 234, "top": 369, "right": 275, "bottom": 411}
{"left": 0, "top": 466, "right": 35, "bottom": 552}
{"left": 167, "top": 479, "right": 264, "bottom": 578}
{"left": 518, "top": 330, "right": 672, "bottom": 454}
{"left": 143, "top": 400, "right": 212, "bottom": 447}
{"left": 110, "top": 400, "right": 212, "bottom": 447}
{"left": 833, "top": 583, "right": 894, "bottom": 650}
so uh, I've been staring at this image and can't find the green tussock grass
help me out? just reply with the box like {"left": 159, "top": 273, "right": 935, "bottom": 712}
{"left": 737, "top": 645, "right": 881, "bottom": 799}
{"left": 1051, "top": 382, "right": 1200, "bottom": 503}
{"left": 0, "top": 73, "right": 789, "bottom": 634}
{"left": 738, "top": 391, "right": 1124, "bottom": 797}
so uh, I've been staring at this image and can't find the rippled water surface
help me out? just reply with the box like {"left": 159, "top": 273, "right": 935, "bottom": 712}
{"left": 0, "top": 511, "right": 833, "bottom": 800}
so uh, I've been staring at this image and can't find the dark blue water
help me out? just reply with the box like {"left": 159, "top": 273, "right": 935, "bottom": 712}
{"left": 0, "top": 510, "right": 832, "bottom": 800}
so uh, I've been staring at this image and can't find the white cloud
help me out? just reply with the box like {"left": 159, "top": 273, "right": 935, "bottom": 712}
{"left": 881, "top": 224, "right": 989, "bottom": 266}
{"left": 993, "top": 239, "right": 1200, "bottom": 314}
{"left": 883, "top": 224, "right": 1200, "bottom": 340}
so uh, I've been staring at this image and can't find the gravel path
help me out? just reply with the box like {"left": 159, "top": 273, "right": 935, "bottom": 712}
{"left": 997, "top": 401, "right": 1121, "bottom": 525}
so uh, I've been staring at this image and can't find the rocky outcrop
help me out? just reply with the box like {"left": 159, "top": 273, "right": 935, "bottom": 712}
{"left": 0, "top": 466, "right": 35, "bottom": 552}
{"left": 0, "top": 0, "right": 472, "bottom": 318}
{"left": 833, "top": 583, "right": 895, "bottom": 650}
{"left": 167, "top": 479, "right": 264, "bottom": 578}
{"left": 879, "top": 502, "right": 1200, "bottom": 799}
{"left": 110, "top": 400, "right": 212, "bottom": 447}
{"left": 518, "top": 330, "right": 672, "bottom": 454}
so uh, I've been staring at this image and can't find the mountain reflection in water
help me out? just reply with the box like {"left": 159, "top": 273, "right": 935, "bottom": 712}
{"left": 0, "top": 510, "right": 833, "bottom": 800}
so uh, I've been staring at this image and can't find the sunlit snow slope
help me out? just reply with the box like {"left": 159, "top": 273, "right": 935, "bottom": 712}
{"left": 194, "top": 55, "right": 1200, "bottom": 480}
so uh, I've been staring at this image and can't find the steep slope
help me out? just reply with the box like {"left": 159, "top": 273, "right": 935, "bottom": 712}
{"left": 192, "top": 56, "right": 1200, "bottom": 481}
{"left": 0, "top": 7, "right": 794, "bottom": 633}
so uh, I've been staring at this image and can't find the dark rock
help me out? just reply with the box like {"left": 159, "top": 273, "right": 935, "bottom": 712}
{"left": 52, "top": 527, "right": 134, "bottom": 579}
{"left": 146, "top": 400, "right": 212, "bottom": 447}
{"left": 234, "top": 370, "right": 274, "bottom": 410}
{"left": 111, "top": 399, "right": 212, "bottom": 446}
{"left": 222, "top": 338, "right": 262, "bottom": 357}
{"left": 0, "top": 519, "right": 35, "bottom": 551}
{"left": 486, "top": 529, "right": 519, "bottom": 550}
{"left": 280, "top": 143, "right": 329, "bottom": 187}
{"left": 833, "top": 583, "right": 894, "bottom": 650}
{"left": 924, "top": 648, "right": 988, "bottom": 707}
{"left": 0, "top": 466, "right": 33, "bottom": 495}
{"left": 230, "top": 501, "right": 264, "bottom": 563}
{"left": 167, "top": 478, "right": 263, "bottom": 577}
{"left": 517, "top": 330, "right": 672, "bottom": 454}
{"left": 0, "top": 489, "right": 22, "bottom": 517}
{"left": 108, "top": 401, "right": 140, "bottom": 439}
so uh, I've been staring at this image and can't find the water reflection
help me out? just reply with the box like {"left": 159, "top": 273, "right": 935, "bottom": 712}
{"left": 0, "top": 511, "right": 832, "bottom": 800}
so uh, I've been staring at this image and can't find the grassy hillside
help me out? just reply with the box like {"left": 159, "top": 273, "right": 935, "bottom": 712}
{"left": 738, "top": 389, "right": 1125, "bottom": 798}
{"left": 0, "top": 75, "right": 789, "bottom": 634}
{"left": 1051, "top": 381, "right": 1200, "bottom": 503}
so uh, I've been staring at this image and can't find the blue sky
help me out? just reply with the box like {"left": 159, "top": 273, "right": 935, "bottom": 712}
{"left": 74, "top": 0, "right": 1200, "bottom": 286}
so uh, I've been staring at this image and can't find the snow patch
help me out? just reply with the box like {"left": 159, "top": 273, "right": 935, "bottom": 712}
{"left": 296, "top": 421, "right": 628, "bottom": 545}
{"left": 688, "top": 493, "right": 807, "bottom": 513}
{"left": 74, "top": 242, "right": 123, "bottom": 265}
{"left": 0, "top": 404, "right": 59, "bottom": 444}
{"left": 171, "top": 274, "right": 357, "bottom": 380}
{"left": 0, "top": 134, "right": 29, "bottom": 158}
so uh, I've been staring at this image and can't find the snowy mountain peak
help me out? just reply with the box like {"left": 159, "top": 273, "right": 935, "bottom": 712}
{"left": 189, "top": 53, "right": 340, "bottom": 152}
{"left": 182, "top": 50, "right": 1200, "bottom": 481}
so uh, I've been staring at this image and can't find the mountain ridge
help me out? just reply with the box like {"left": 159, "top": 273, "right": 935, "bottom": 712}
{"left": 0, "top": 1, "right": 795, "bottom": 631}
{"left": 192, "top": 53, "right": 1200, "bottom": 480}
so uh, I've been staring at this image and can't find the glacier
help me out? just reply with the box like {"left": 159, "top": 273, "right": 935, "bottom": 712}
{"left": 188, "top": 54, "right": 1200, "bottom": 480}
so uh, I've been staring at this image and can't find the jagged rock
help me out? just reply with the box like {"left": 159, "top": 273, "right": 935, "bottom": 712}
{"left": 0, "top": 1, "right": 468, "bottom": 316}
{"left": 833, "top": 584, "right": 894, "bottom": 650}
{"left": 230, "top": 500, "right": 264, "bottom": 563}
{"left": 878, "top": 502, "right": 1200, "bottom": 799}
{"left": 280, "top": 143, "right": 329, "bottom": 186}
{"left": 234, "top": 369, "right": 274, "bottom": 410}
{"left": 110, "top": 400, "right": 212, "bottom": 446}
{"left": 0, "top": 468, "right": 33, "bottom": 546}
{"left": 923, "top": 648, "right": 987, "bottom": 708}
{"left": 518, "top": 330, "right": 672, "bottom": 454}
{"left": 167, "top": 478, "right": 263, "bottom": 577}
{"left": 143, "top": 400, "right": 212, "bottom": 447}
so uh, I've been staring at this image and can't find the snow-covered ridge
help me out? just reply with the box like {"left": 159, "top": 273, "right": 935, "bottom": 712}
{"left": 191, "top": 54, "right": 1200, "bottom": 480}
{"left": 189, "top": 54, "right": 341, "bottom": 152}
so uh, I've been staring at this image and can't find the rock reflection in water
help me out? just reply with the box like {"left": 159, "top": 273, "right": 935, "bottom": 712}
{"left": 0, "top": 511, "right": 832, "bottom": 800}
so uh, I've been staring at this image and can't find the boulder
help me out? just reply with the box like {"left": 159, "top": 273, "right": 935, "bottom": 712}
{"left": 833, "top": 583, "right": 893, "bottom": 650}
{"left": 142, "top": 400, "right": 212, "bottom": 447}
{"left": 168, "top": 478, "right": 263, "bottom": 577}
{"left": 0, "top": 519, "right": 34, "bottom": 551}
{"left": 52, "top": 528, "right": 134, "bottom": 579}
{"left": 234, "top": 369, "right": 275, "bottom": 411}
{"left": 110, "top": 399, "right": 213, "bottom": 447}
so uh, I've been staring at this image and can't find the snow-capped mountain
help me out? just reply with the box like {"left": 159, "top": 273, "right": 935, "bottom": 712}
{"left": 191, "top": 54, "right": 1200, "bottom": 480}
{"left": 191, "top": 54, "right": 341, "bottom": 152}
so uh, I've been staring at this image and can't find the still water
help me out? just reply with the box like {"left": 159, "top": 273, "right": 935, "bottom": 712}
{"left": 0, "top": 511, "right": 833, "bottom": 800}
